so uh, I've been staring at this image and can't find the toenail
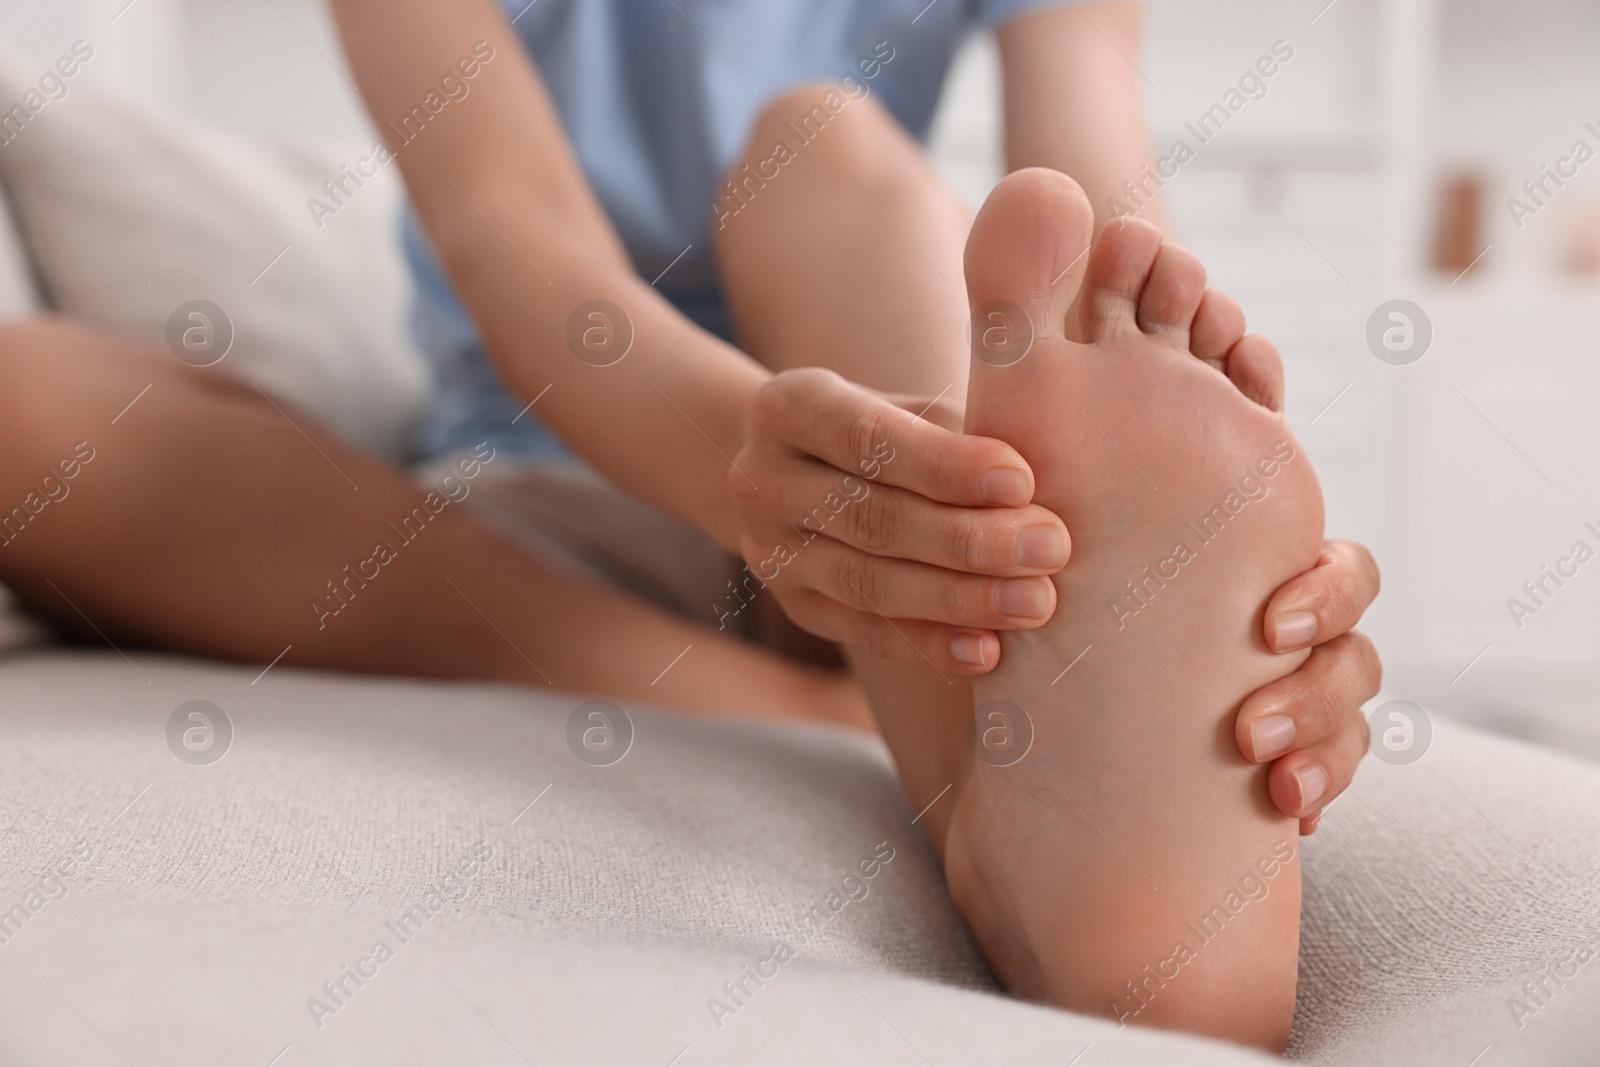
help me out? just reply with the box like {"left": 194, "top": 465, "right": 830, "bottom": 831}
{"left": 1293, "top": 763, "right": 1328, "bottom": 810}
{"left": 995, "top": 578, "right": 1051, "bottom": 619}
{"left": 1249, "top": 714, "right": 1296, "bottom": 761}
{"left": 1014, "top": 524, "right": 1069, "bottom": 569}
{"left": 950, "top": 632, "right": 992, "bottom": 668}
{"left": 981, "top": 468, "right": 1032, "bottom": 507}
{"left": 1271, "top": 610, "right": 1318, "bottom": 652}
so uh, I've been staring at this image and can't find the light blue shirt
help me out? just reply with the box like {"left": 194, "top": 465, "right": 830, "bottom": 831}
{"left": 405, "top": 0, "right": 1063, "bottom": 461}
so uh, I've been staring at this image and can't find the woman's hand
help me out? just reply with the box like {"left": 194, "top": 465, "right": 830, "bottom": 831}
{"left": 1236, "top": 540, "right": 1382, "bottom": 833}
{"left": 728, "top": 368, "right": 1070, "bottom": 675}
{"left": 734, "top": 369, "right": 1381, "bottom": 832}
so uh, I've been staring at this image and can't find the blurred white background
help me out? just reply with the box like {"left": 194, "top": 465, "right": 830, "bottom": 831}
{"left": 3, "top": 0, "right": 1598, "bottom": 754}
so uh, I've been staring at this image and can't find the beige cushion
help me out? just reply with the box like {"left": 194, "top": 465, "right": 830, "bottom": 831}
{"left": 0, "top": 650, "right": 1596, "bottom": 1064}
{"left": 1294, "top": 715, "right": 1600, "bottom": 1064}
{"left": 0, "top": 908, "right": 1273, "bottom": 1067}
{"left": 0, "top": 58, "right": 428, "bottom": 461}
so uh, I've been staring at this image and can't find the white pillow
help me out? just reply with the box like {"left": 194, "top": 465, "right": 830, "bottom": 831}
{"left": 0, "top": 54, "right": 428, "bottom": 461}
{"left": 0, "top": 180, "right": 41, "bottom": 321}
{"left": 0, "top": 181, "right": 49, "bottom": 653}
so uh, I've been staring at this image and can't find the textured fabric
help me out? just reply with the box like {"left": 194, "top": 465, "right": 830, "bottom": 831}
{"left": 0, "top": 650, "right": 985, "bottom": 981}
{"left": 0, "top": 55, "right": 428, "bottom": 461}
{"left": 0, "top": 650, "right": 1597, "bottom": 1064}
{"left": 404, "top": 0, "right": 1075, "bottom": 461}
{"left": 0, "top": 909, "right": 1271, "bottom": 1067}
{"left": 1291, "top": 721, "right": 1600, "bottom": 1064}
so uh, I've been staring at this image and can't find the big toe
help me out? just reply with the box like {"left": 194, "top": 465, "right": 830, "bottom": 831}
{"left": 964, "top": 168, "right": 1094, "bottom": 370}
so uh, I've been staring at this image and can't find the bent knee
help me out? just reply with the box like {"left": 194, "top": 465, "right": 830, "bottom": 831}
{"left": 0, "top": 314, "right": 143, "bottom": 381}
{"left": 0, "top": 314, "right": 95, "bottom": 368}
{"left": 734, "top": 80, "right": 914, "bottom": 186}
{"left": 0, "top": 317, "right": 94, "bottom": 437}
{"left": 0, "top": 316, "right": 169, "bottom": 457}
{"left": 716, "top": 82, "right": 941, "bottom": 257}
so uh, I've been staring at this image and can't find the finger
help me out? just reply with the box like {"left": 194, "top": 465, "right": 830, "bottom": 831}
{"left": 1267, "top": 719, "right": 1368, "bottom": 821}
{"left": 755, "top": 367, "right": 1039, "bottom": 507}
{"left": 1263, "top": 540, "right": 1382, "bottom": 653}
{"left": 1299, "top": 810, "right": 1322, "bottom": 836}
{"left": 1224, "top": 333, "right": 1284, "bottom": 412}
{"left": 1237, "top": 632, "right": 1380, "bottom": 763}
{"left": 775, "top": 534, "right": 1058, "bottom": 630}
{"left": 743, "top": 455, "right": 1070, "bottom": 577}
{"left": 882, "top": 390, "right": 963, "bottom": 434}
{"left": 778, "top": 586, "right": 1002, "bottom": 675}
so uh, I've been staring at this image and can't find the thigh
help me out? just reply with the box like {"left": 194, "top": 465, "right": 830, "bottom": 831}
{"left": 712, "top": 83, "right": 972, "bottom": 400}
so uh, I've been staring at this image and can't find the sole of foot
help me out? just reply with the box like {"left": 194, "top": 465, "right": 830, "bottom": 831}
{"left": 943, "top": 169, "right": 1325, "bottom": 1051}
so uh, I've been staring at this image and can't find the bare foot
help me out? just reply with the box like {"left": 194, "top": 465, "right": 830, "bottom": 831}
{"left": 942, "top": 170, "right": 1325, "bottom": 1050}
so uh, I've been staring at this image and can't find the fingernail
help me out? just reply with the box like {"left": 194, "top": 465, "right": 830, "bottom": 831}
{"left": 1271, "top": 610, "right": 1318, "bottom": 652}
{"left": 1249, "top": 714, "right": 1296, "bottom": 761}
{"left": 1014, "top": 524, "right": 1069, "bottom": 569}
{"left": 995, "top": 577, "right": 1051, "bottom": 619}
{"left": 950, "top": 631, "right": 993, "bottom": 667}
{"left": 981, "top": 468, "right": 1031, "bottom": 506}
{"left": 1293, "top": 763, "right": 1328, "bottom": 809}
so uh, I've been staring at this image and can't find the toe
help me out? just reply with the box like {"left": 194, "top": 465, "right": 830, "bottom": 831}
{"left": 1189, "top": 288, "right": 1247, "bottom": 370}
{"left": 1135, "top": 243, "right": 1207, "bottom": 348}
{"left": 1225, "top": 333, "right": 1285, "bottom": 411}
{"left": 1078, "top": 216, "right": 1164, "bottom": 342}
{"left": 965, "top": 168, "right": 1095, "bottom": 352}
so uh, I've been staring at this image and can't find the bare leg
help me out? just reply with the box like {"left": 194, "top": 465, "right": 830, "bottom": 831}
{"left": 713, "top": 86, "right": 977, "bottom": 838}
{"left": 0, "top": 316, "right": 868, "bottom": 727}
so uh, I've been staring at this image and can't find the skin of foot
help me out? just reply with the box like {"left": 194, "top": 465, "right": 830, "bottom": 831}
{"left": 941, "top": 169, "right": 1325, "bottom": 1051}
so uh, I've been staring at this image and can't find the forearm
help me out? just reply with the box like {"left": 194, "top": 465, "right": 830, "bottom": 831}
{"left": 427, "top": 189, "right": 761, "bottom": 549}
{"left": 328, "top": 0, "right": 757, "bottom": 547}
{"left": 998, "top": 3, "right": 1169, "bottom": 234}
